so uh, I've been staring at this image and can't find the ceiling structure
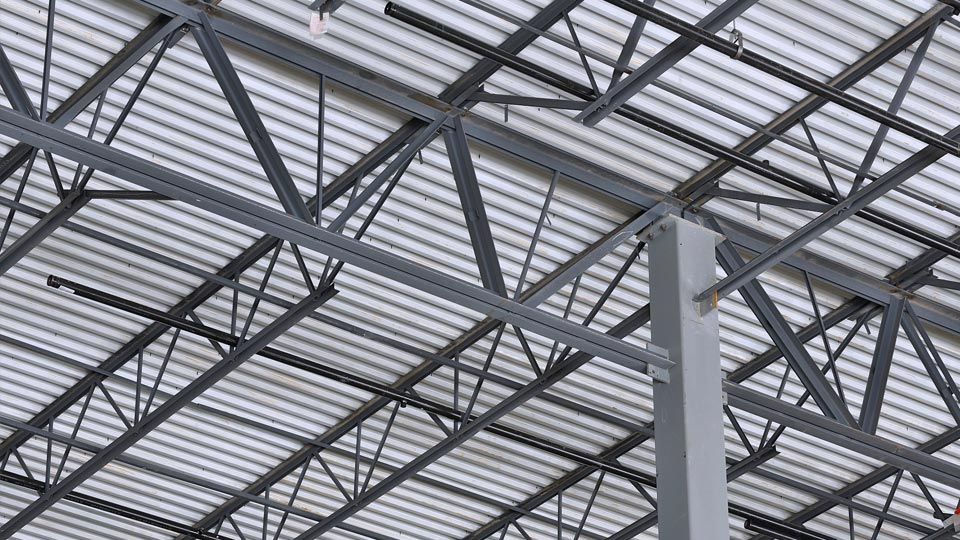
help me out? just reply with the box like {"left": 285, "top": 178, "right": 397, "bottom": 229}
{"left": 1, "top": 0, "right": 960, "bottom": 538}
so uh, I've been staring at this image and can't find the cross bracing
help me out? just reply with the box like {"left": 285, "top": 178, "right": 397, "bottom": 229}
{"left": 0, "top": 1, "right": 960, "bottom": 538}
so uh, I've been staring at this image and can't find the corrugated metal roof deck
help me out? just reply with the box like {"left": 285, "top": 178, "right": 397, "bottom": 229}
{"left": 1, "top": 0, "right": 960, "bottom": 538}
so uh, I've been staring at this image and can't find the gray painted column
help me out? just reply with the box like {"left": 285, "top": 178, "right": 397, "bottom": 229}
{"left": 648, "top": 215, "right": 729, "bottom": 539}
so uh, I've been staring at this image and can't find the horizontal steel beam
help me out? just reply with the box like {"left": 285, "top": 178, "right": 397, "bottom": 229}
{"left": 0, "top": 129, "right": 399, "bottom": 458}
{"left": 0, "top": 105, "right": 671, "bottom": 375}
{"left": 0, "top": 333, "right": 607, "bottom": 539}
{"left": 0, "top": 470, "right": 230, "bottom": 540}
{"left": 470, "top": 92, "right": 587, "bottom": 110}
{"left": 0, "top": 189, "right": 657, "bottom": 436}
{"left": 383, "top": 0, "right": 960, "bottom": 286}
{"left": 767, "top": 425, "right": 960, "bottom": 537}
{"left": 175, "top": 203, "right": 665, "bottom": 536}
{"left": 724, "top": 381, "right": 960, "bottom": 489}
{"left": 0, "top": 414, "right": 389, "bottom": 540}
{"left": 128, "top": 0, "right": 960, "bottom": 344}
{"left": 674, "top": 3, "right": 952, "bottom": 199}
{"left": 713, "top": 227, "right": 856, "bottom": 426}
{"left": 718, "top": 220, "right": 960, "bottom": 336}
{"left": 290, "top": 306, "right": 664, "bottom": 539}
{"left": 45, "top": 274, "right": 657, "bottom": 487}
{"left": 3, "top": 4, "right": 956, "bottom": 536}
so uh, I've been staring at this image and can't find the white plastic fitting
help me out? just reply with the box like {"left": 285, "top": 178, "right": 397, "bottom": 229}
{"left": 309, "top": 11, "right": 330, "bottom": 38}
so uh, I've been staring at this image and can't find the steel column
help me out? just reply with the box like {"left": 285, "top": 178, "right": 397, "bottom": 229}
{"left": 649, "top": 215, "right": 729, "bottom": 540}
{"left": 5, "top": 95, "right": 960, "bottom": 528}
{"left": 1, "top": 2, "right": 960, "bottom": 536}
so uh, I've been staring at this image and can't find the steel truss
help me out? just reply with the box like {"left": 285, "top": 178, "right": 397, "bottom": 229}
{"left": 0, "top": 1, "right": 958, "bottom": 539}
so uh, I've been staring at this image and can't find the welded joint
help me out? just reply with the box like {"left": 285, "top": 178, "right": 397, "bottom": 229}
{"left": 646, "top": 363, "right": 669, "bottom": 383}
{"left": 943, "top": 511, "right": 960, "bottom": 531}
{"left": 645, "top": 343, "right": 670, "bottom": 382}
{"left": 60, "top": 189, "right": 89, "bottom": 209}
{"left": 696, "top": 294, "right": 720, "bottom": 317}
{"left": 642, "top": 213, "right": 725, "bottom": 246}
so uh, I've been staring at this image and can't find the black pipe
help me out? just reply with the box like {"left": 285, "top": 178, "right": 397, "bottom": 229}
{"left": 46, "top": 275, "right": 658, "bottom": 487}
{"left": 742, "top": 516, "right": 840, "bottom": 540}
{"left": 49, "top": 276, "right": 854, "bottom": 537}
